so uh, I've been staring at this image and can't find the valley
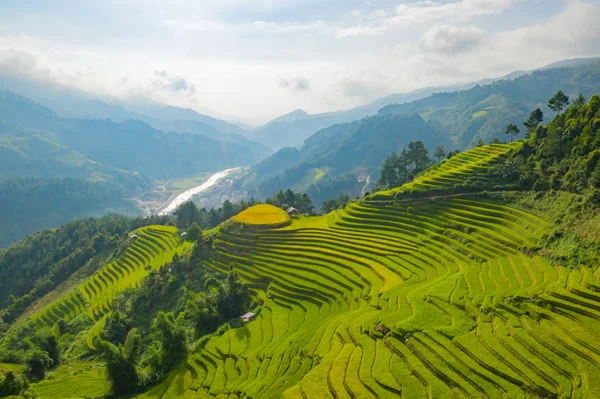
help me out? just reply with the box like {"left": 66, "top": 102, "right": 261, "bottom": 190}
{"left": 158, "top": 167, "right": 243, "bottom": 215}
{"left": 1, "top": 35, "right": 600, "bottom": 398}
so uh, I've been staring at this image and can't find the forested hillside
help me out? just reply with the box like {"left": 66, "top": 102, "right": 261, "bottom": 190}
{"left": 241, "top": 60, "right": 600, "bottom": 207}
{"left": 243, "top": 113, "right": 444, "bottom": 206}
{"left": 0, "top": 91, "right": 268, "bottom": 180}
{"left": 0, "top": 179, "right": 141, "bottom": 249}
{"left": 0, "top": 90, "right": 272, "bottom": 247}
{"left": 2, "top": 92, "right": 600, "bottom": 398}
{"left": 380, "top": 60, "right": 600, "bottom": 148}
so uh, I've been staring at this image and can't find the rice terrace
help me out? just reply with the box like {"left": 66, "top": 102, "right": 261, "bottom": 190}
{"left": 4, "top": 125, "right": 600, "bottom": 398}
{"left": 5, "top": 88, "right": 600, "bottom": 399}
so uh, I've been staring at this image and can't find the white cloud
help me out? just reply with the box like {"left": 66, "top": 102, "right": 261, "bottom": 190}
{"left": 1, "top": 0, "right": 599, "bottom": 123}
{"left": 387, "top": 0, "right": 516, "bottom": 27}
{"left": 334, "top": 0, "right": 516, "bottom": 38}
{"left": 152, "top": 70, "right": 196, "bottom": 95}
{"left": 419, "top": 25, "right": 487, "bottom": 54}
{"left": 279, "top": 77, "right": 311, "bottom": 92}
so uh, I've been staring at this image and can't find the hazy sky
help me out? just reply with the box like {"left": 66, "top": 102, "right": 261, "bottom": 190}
{"left": 0, "top": 0, "right": 599, "bottom": 124}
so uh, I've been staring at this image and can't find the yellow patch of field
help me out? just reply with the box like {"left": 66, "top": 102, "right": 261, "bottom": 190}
{"left": 472, "top": 110, "right": 488, "bottom": 119}
{"left": 233, "top": 204, "right": 291, "bottom": 226}
{"left": 313, "top": 168, "right": 326, "bottom": 182}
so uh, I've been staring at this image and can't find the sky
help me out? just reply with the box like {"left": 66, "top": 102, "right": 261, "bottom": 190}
{"left": 0, "top": 0, "right": 599, "bottom": 124}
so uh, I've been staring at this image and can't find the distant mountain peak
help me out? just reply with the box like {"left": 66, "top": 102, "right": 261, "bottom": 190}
{"left": 265, "top": 109, "right": 311, "bottom": 125}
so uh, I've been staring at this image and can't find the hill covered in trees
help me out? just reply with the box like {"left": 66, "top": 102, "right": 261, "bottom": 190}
{"left": 0, "top": 90, "right": 273, "bottom": 248}
{"left": 2, "top": 91, "right": 600, "bottom": 398}
{"left": 0, "top": 91, "right": 269, "bottom": 180}
{"left": 242, "top": 113, "right": 444, "bottom": 206}
{"left": 242, "top": 60, "right": 600, "bottom": 207}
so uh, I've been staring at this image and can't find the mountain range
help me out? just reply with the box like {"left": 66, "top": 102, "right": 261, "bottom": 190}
{"left": 0, "top": 90, "right": 270, "bottom": 248}
{"left": 1, "top": 57, "right": 599, "bottom": 246}
{"left": 241, "top": 58, "right": 600, "bottom": 206}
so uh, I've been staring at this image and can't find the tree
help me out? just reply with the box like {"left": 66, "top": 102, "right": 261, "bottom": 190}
{"left": 573, "top": 93, "right": 586, "bottom": 107}
{"left": 101, "top": 309, "right": 132, "bottom": 345}
{"left": 523, "top": 108, "right": 544, "bottom": 138}
{"left": 150, "top": 312, "right": 188, "bottom": 376}
{"left": 548, "top": 90, "right": 570, "bottom": 115}
{"left": 221, "top": 200, "right": 235, "bottom": 220}
{"left": 102, "top": 328, "right": 142, "bottom": 396}
{"left": 446, "top": 149, "right": 461, "bottom": 159}
{"left": 0, "top": 371, "right": 30, "bottom": 397}
{"left": 186, "top": 223, "right": 202, "bottom": 241}
{"left": 406, "top": 141, "right": 431, "bottom": 171}
{"left": 26, "top": 349, "right": 53, "bottom": 379}
{"left": 33, "top": 329, "right": 60, "bottom": 366}
{"left": 433, "top": 145, "right": 447, "bottom": 162}
{"left": 173, "top": 201, "right": 200, "bottom": 229}
{"left": 475, "top": 138, "right": 485, "bottom": 147}
{"left": 321, "top": 193, "right": 351, "bottom": 214}
{"left": 266, "top": 190, "right": 315, "bottom": 215}
{"left": 186, "top": 291, "right": 218, "bottom": 337}
{"left": 505, "top": 124, "right": 520, "bottom": 143}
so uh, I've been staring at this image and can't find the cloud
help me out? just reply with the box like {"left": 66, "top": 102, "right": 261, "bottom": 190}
{"left": 388, "top": 0, "right": 516, "bottom": 27}
{"left": 419, "top": 24, "right": 487, "bottom": 54}
{"left": 152, "top": 70, "right": 196, "bottom": 95}
{"left": 335, "top": 0, "right": 515, "bottom": 37}
{"left": 279, "top": 77, "right": 311, "bottom": 92}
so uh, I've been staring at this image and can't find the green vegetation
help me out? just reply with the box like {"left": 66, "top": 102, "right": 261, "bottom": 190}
{"left": 246, "top": 113, "right": 443, "bottom": 206}
{"left": 246, "top": 60, "right": 600, "bottom": 205}
{"left": 3, "top": 91, "right": 600, "bottom": 398}
{"left": 167, "top": 173, "right": 209, "bottom": 193}
{"left": 265, "top": 189, "right": 315, "bottom": 215}
{"left": 0, "top": 178, "right": 141, "bottom": 249}
{"left": 0, "top": 214, "right": 169, "bottom": 323}
{"left": 0, "top": 90, "right": 267, "bottom": 181}
{"left": 0, "top": 89, "right": 270, "bottom": 248}
{"left": 173, "top": 198, "right": 261, "bottom": 231}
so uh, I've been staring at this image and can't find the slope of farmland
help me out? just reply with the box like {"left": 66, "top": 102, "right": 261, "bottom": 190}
{"left": 29, "top": 225, "right": 192, "bottom": 349}
{"left": 134, "top": 142, "right": 600, "bottom": 398}
{"left": 5, "top": 139, "right": 600, "bottom": 399}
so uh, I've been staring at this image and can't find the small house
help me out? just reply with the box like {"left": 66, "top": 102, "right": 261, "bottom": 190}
{"left": 286, "top": 207, "right": 299, "bottom": 216}
{"left": 240, "top": 312, "right": 256, "bottom": 323}
{"left": 129, "top": 234, "right": 139, "bottom": 240}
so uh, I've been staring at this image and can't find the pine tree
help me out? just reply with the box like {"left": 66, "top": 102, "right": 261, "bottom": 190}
{"left": 523, "top": 108, "right": 544, "bottom": 138}
{"left": 548, "top": 90, "right": 570, "bottom": 115}
{"left": 505, "top": 124, "right": 520, "bottom": 143}
{"left": 433, "top": 145, "right": 447, "bottom": 162}
{"left": 573, "top": 93, "right": 586, "bottom": 107}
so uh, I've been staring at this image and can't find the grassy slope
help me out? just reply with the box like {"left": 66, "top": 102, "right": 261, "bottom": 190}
{"left": 13, "top": 142, "right": 600, "bottom": 398}
{"left": 144, "top": 143, "right": 600, "bottom": 398}
{"left": 27, "top": 226, "right": 192, "bottom": 351}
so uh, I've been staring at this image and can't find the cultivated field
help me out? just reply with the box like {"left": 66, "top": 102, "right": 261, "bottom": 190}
{"left": 17, "top": 143, "right": 600, "bottom": 398}
{"left": 30, "top": 226, "right": 192, "bottom": 349}
{"left": 233, "top": 204, "right": 291, "bottom": 227}
{"left": 151, "top": 143, "right": 600, "bottom": 398}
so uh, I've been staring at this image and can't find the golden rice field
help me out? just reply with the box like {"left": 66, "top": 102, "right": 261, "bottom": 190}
{"left": 233, "top": 204, "right": 291, "bottom": 227}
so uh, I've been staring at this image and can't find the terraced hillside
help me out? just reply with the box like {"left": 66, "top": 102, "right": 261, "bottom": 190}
{"left": 372, "top": 142, "right": 521, "bottom": 200}
{"left": 30, "top": 226, "right": 191, "bottom": 336}
{"left": 141, "top": 143, "right": 600, "bottom": 399}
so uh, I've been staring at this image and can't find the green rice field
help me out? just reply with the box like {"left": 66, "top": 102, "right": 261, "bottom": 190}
{"left": 145, "top": 143, "right": 600, "bottom": 398}
{"left": 18, "top": 143, "right": 600, "bottom": 398}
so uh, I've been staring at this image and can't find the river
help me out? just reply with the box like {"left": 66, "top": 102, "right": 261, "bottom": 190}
{"left": 158, "top": 167, "right": 241, "bottom": 215}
